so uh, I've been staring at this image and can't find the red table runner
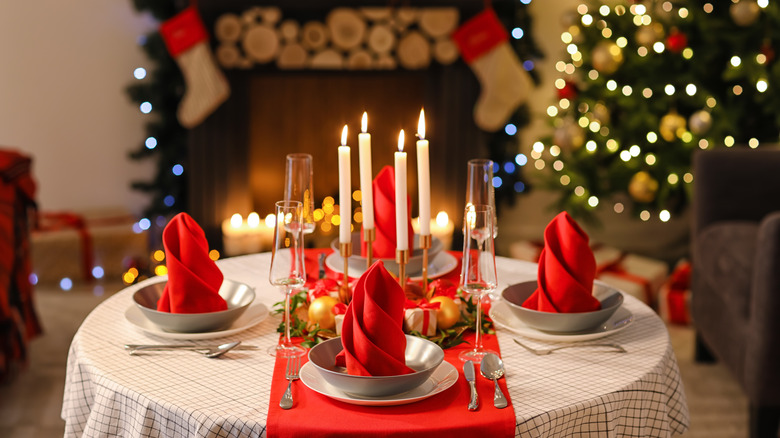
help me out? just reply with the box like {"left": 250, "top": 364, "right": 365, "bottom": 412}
{"left": 266, "top": 250, "right": 516, "bottom": 438}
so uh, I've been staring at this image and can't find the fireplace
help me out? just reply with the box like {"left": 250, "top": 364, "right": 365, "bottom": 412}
{"left": 188, "top": 1, "right": 491, "bottom": 250}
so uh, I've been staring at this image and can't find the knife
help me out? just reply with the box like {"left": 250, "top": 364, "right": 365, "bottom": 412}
{"left": 123, "top": 344, "right": 260, "bottom": 351}
{"left": 319, "top": 252, "right": 326, "bottom": 279}
{"left": 464, "top": 360, "right": 479, "bottom": 411}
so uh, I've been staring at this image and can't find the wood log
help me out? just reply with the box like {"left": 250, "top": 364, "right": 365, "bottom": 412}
{"left": 347, "top": 50, "right": 373, "bottom": 70}
{"left": 301, "top": 21, "right": 329, "bottom": 51}
{"left": 366, "top": 23, "right": 395, "bottom": 55}
{"left": 259, "top": 7, "right": 282, "bottom": 25}
{"left": 278, "top": 19, "right": 300, "bottom": 43}
{"left": 433, "top": 38, "right": 459, "bottom": 65}
{"left": 309, "top": 49, "right": 344, "bottom": 69}
{"left": 276, "top": 43, "right": 308, "bottom": 69}
{"left": 327, "top": 8, "right": 366, "bottom": 51}
{"left": 360, "top": 7, "right": 392, "bottom": 22}
{"left": 397, "top": 30, "right": 431, "bottom": 69}
{"left": 241, "top": 7, "right": 261, "bottom": 24}
{"left": 376, "top": 54, "right": 397, "bottom": 70}
{"left": 419, "top": 8, "right": 459, "bottom": 39}
{"left": 215, "top": 13, "right": 242, "bottom": 43}
{"left": 216, "top": 43, "right": 241, "bottom": 68}
{"left": 242, "top": 24, "right": 279, "bottom": 64}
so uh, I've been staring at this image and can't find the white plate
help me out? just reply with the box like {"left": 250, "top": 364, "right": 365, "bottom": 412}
{"left": 325, "top": 251, "right": 458, "bottom": 282}
{"left": 124, "top": 302, "right": 269, "bottom": 340}
{"left": 490, "top": 300, "right": 634, "bottom": 342}
{"left": 299, "top": 360, "right": 458, "bottom": 406}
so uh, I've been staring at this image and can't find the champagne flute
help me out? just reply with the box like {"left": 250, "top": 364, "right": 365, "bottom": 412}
{"left": 465, "top": 158, "right": 498, "bottom": 237}
{"left": 284, "top": 153, "right": 315, "bottom": 235}
{"left": 268, "top": 200, "right": 307, "bottom": 358}
{"left": 458, "top": 203, "right": 499, "bottom": 363}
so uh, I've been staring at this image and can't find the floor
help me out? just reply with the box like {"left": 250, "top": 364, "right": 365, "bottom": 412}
{"left": 0, "top": 282, "right": 753, "bottom": 437}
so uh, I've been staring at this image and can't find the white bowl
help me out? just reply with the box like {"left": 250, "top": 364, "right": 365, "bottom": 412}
{"left": 330, "top": 232, "right": 443, "bottom": 275}
{"left": 133, "top": 278, "right": 255, "bottom": 333}
{"left": 501, "top": 280, "right": 623, "bottom": 333}
{"left": 308, "top": 335, "right": 444, "bottom": 397}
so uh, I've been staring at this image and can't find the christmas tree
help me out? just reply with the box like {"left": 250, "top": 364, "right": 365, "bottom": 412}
{"left": 537, "top": 0, "right": 779, "bottom": 223}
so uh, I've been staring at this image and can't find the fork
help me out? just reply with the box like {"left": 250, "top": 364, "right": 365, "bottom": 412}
{"left": 280, "top": 356, "right": 301, "bottom": 410}
{"left": 513, "top": 338, "right": 626, "bottom": 356}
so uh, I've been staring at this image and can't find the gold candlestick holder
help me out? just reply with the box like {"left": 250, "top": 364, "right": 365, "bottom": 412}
{"left": 363, "top": 228, "right": 375, "bottom": 269}
{"left": 420, "top": 234, "right": 432, "bottom": 295}
{"left": 339, "top": 242, "right": 352, "bottom": 304}
{"left": 396, "top": 249, "right": 409, "bottom": 287}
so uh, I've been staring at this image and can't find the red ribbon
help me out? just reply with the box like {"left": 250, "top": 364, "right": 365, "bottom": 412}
{"left": 598, "top": 256, "right": 653, "bottom": 304}
{"left": 331, "top": 302, "right": 347, "bottom": 316}
{"left": 35, "top": 212, "right": 93, "bottom": 281}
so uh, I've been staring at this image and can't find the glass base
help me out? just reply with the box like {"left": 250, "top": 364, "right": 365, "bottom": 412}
{"left": 458, "top": 347, "right": 498, "bottom": 364}
{"left": 268, "top": 343, "right": 307, "bottom": 358}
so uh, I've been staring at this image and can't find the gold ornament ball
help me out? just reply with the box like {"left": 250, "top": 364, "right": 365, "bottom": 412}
{"left": 660, "top": 111, "right": 687, "bottom": 142}
{"left": 636, "top": 23, "right": 664, "bottom": 47}
{"left": 553, "top": 117, "right": 585, "bottom": 151}
{"left": 730, "top": 0, "right": 761, "bottom": 26}
{"left": 592, "top": 41, "right": 623, "bottom": 74}
{"left": 629, "top": 171, "right": 659, "bottom": 203}
{"left": 689, "top": 110, "right": 713, "bottom": 135}
{"left": 308, "top": 295, "right": 339, "bottom": 329}
{"left": 592, "top": 102, "right": 610, "bottom": 124}
{"left": 429, "top": 296, "right": 460, "bottom": 330}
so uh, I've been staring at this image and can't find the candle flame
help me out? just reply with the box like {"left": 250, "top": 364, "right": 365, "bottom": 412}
{"left": 247, "top": 212, "right": 260, "bottom": 228}
{"left": 264, "top": 213, "right": 275, "bottom": 228}
{"left": 230, "top": 213, "right": 243, "bottom": 229}
{"left": 436, "top": 211, "right": 449, "bottom": 227}
{"left": 361, "top": 112, "right": 368, "bottom": 133}
{"left": 418, "top": 108, "right": 425, "bottom": 139}
{"left": 341, "top": 125, "right": 348, "bottom": 146}
{"left": 398, "top": 129, "right": 405, "bottom": 152}
{"left": 465, "top": 204, "right": 476, "bottom": 229}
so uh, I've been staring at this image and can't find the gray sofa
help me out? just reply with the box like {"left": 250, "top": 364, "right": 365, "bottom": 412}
{"left": 692, "top": 147, "right": 780, "bottom": 437}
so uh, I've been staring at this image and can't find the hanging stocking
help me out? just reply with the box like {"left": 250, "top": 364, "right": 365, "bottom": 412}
{"left": 452, "top": 8, "right": 532, "bottom": 132}
{"left": 160, "top": 6, "right": 230, "bottom": 128}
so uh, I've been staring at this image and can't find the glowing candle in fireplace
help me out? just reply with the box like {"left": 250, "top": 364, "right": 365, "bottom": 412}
{"left": 338, "top": 125, "right": 352, "bottom": 244}
{"left": 395, "top": 129, "right": 408, "bottom": 251}
{"left": 416, "top": 109, "right": 430, "bottom": 236}
{"left": 358, "top": 112, "right": 374, "bottom": 230}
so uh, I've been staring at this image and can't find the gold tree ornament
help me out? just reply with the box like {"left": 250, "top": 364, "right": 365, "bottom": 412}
{"left": 659, "top": 110, "right": 687, "bottom": 142}
{"left": 730, "top": 0, "right": 761, "bottom": 27}
{"left": 689, "top": 110, "right": 713, "bottom": 135}
{"left": 592, "top": 41, "right": 624, "bottom": 74}
{"left": 629, "top": 171, "right": 659, "bottom": 203}
{"left": 553, "top": 117, "right": 585, "bottom": 151}
{"left": 636, "top": 22, "right": 665, "bottom": 48}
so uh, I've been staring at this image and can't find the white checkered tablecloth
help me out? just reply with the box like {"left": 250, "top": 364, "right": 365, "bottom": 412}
{"left": 61, "top": 253, "right": 689, "bottom": 437}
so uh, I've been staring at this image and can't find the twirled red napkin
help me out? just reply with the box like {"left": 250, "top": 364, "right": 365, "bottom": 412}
{"left": 361, "top": 166, "right": 414, "bottom": 259}
{"left": 157, "top": 212, "right": 227, "bottom": 313}
{"left": 522, "top": 211, "right": 601, "bottom": 313}
{"left": 335, "top": 260, "right": 414, "bottom": 376}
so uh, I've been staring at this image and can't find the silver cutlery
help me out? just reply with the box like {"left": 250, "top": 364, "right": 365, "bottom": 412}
{"left": 127, "top": 341, "right": 242, "bottom": 358}
{"left": 280, "top": 355, "right": 301, "bottom": 410}
{"left": 124, "top": 343, "right": 260, "bottom": 351}
{"left": 480, "top": 353, "right": 508, "bottom": 409}
{"left": 463, "top": 360, "right": 479, "bottom": 411}
{"left": 513, "top": 338, "right": 626, "bottom": 356}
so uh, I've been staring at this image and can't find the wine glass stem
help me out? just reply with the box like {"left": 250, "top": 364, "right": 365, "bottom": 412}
{"left": 283, "top": 286, "right": 292, "bottom": 345}
{"left": 474, "top": 292, "right": 483, "bottom": 351}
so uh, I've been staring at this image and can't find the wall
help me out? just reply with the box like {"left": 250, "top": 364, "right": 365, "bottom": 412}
{"left": 0, "top": 1, "right": 156, "bottom": 215}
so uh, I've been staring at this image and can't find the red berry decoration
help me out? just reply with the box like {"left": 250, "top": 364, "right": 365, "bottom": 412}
{"left": 666, "top": 28, "right": 687, "bottom": 53}
{"left": 557, "top": 80, "right": 579, "bottom": 100}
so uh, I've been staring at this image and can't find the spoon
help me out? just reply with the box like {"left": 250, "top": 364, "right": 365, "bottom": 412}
{"left": 480, "top": 353, "right": 508, "bottom": 409}
{"left": 128, "top": 341, "right": 241, "bottom": 358}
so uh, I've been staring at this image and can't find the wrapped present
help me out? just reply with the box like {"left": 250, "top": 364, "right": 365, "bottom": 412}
{"left": 591, "top": 244, "right": 623, "bottom": 272}
{"left": 508, "top": 240, "right": 544, "bottom": 263}
{"left": 658, "top": 260, "right": 692, "bottom": 325}
{"left": 597, "top": 253, "right": 669, "bottom": 306}
{"left": 402, "top": 300, "right": 440, "bottom": 336}
{"left": 31, "top": 208, "right": 149, "bottom": 284}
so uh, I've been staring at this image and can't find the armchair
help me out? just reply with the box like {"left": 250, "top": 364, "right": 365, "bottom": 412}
{"left": 692, "top": 147, "right": 780, "bottom": 437}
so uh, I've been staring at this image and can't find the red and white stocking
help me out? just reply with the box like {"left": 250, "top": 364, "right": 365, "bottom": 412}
{"left": 452, "top": 9, "right": 532, "bottom": 132}
{"left": 160, "top": 7, "right": 230, "bottom": 128}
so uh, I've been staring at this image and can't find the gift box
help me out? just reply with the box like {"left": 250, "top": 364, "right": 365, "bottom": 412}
{"left": 658, "top": 260, "right": 692, "bottom": 325}
{"left": 508, "top": 240, "right": 544, "bottom": 263}
{"left": 597, "top": 253, "right": 669, "bottom": 306}
{"left": 31, "top": 208, "right": 149, "bottom": 284}
{"left": 403, "top": 308, "right": 437, "bottom": 336}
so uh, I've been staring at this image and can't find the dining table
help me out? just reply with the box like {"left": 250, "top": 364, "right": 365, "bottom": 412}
{"left": 61, "top": 250, "right": 689, "bottom": 437}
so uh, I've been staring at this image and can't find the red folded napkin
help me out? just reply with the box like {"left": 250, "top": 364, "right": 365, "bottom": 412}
{"left": 361, "top": 166, "right": 414, "bottom": 259}
{"left": 156, "top": 212, "right": 227, "bottom": 314}
{"left": 335, "top": 260, "right": 413, "bottom": 376}
{"left": 522, "top": 211, "right": 601, "bottom": 313}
